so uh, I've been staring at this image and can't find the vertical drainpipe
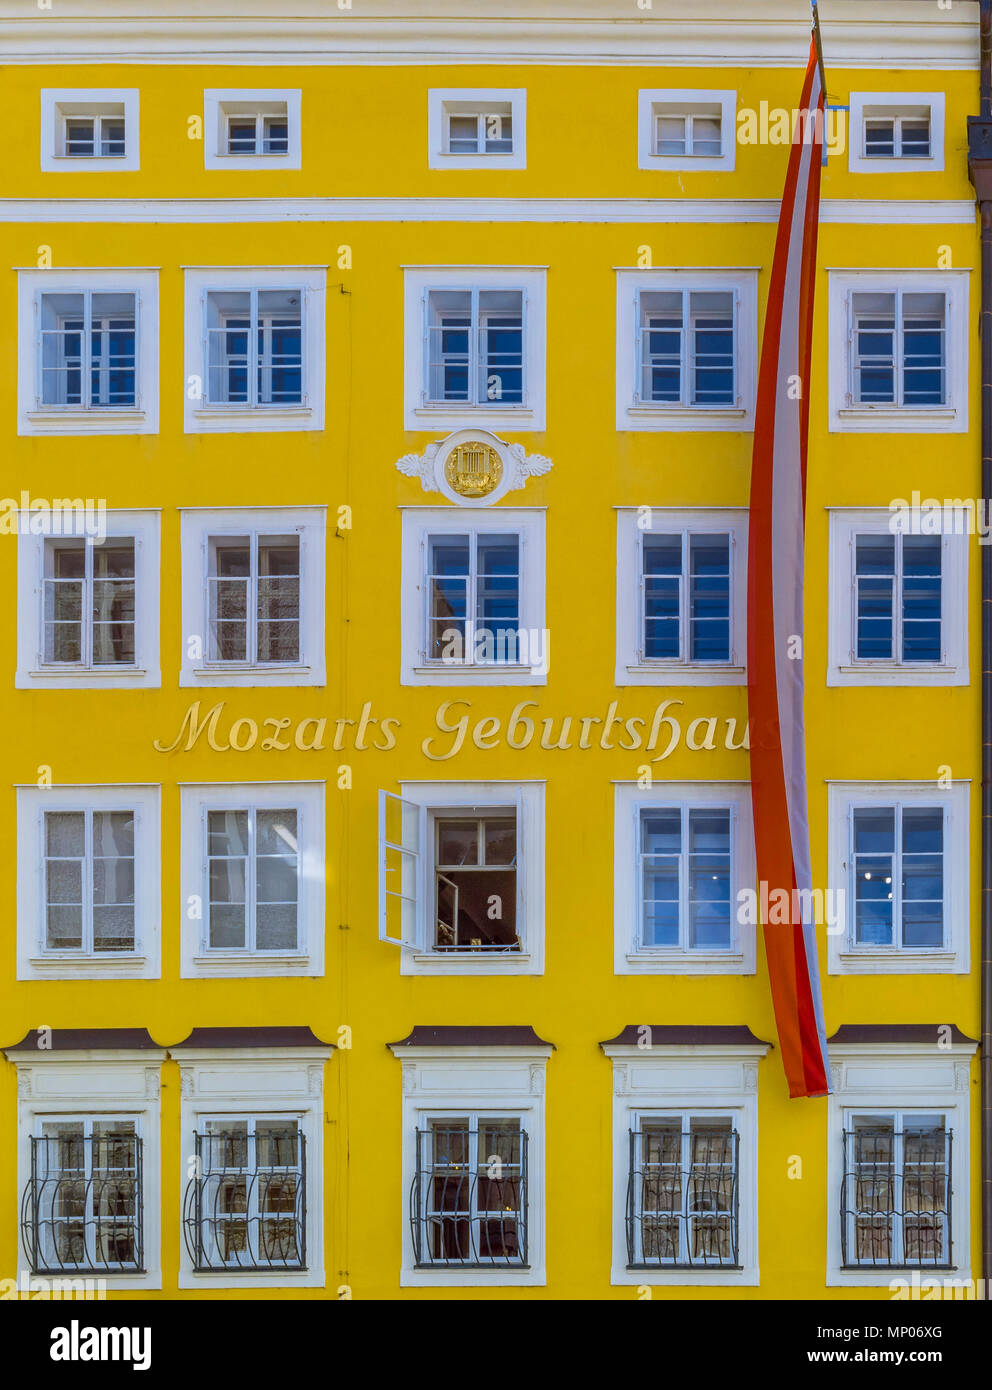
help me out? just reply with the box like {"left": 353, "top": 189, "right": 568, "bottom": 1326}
{"left": 967, "top": 0, "right": 992, "bottom": 1286}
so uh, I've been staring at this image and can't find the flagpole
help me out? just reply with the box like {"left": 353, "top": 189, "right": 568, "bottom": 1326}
{"left": 810, "top": 0, "right": 827, "bottom": 97}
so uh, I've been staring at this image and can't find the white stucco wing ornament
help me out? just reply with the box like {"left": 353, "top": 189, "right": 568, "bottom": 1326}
{"left": 396, "top": 431, "right": 552, "bottom": 506}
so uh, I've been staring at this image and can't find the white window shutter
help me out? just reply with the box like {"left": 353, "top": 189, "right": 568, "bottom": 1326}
{"left": 845, "top": 290, "right": 854, "bottom": 406}
{"left": 378, "top": 790, "right": 421, "bottom": 948}
{"left": 420, "top": 290, "right": 428, "bottom": 406}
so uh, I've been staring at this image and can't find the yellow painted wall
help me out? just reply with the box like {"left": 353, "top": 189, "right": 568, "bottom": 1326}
{"left": 0, "top": 60, "right": 981, "bottom": 1299}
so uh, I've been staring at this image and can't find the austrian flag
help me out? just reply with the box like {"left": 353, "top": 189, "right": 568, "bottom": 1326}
{"left": 746, "top": 34, "right": 831, "bottom": 1099}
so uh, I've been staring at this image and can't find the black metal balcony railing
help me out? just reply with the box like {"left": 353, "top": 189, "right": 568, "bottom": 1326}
{"left": 411, "top": 1126, "right": 528, "bottom": 1268}
{"left": 21, "top": 1133, "right": 143, "bottom": 1275}
{"left": 840, "top": 1127, "right": 952, "bottom": 1269}
{"left": 182, "top": 1130, "right": 307, "bottom": 1272}
{"left": 625, "top": 1126, "right": 740, "bottom": 1269}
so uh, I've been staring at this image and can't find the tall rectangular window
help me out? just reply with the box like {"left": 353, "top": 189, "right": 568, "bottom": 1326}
{"left": 206, "top": 807, "right": 300, "bottom": 952}
{"left": 851, "top": 804, "right": 944, "bottom": 949}
{"left": 27, "top": 1120, "right": 141, "bottom": 1273}
{"left": 639, "top": 806, "right": 733, "bottom": 951}
{"left": 638, "top": 289, "right": 735, "bottom": 407}
{"left": 426, "top": 288, "right": 524, "bottom": 406}
{"left": 642, "top": 531, "right": 731, "bottom": 663}
{"left": 426, "top": 531, "right": 520, "bottom": 664}
{"left": 44, "top": 808, "right": 135, "bottom": 954}
{"left": 434, "top": 812, "right": 517, "bottom": 951}
{"left": 185, "top": 1118, "right": 304, "bottom": 1270}
{"left": 207, "top": 534, "right": 300, "bottom": 664}
{"left": 627, "top": 1116, "right": 739, "bottom": 1268}
{"left": 854, "top": 533, "right": 941, "bottom": 663}
{"left": 43, "top": 538, "right": 135, "bottom": 667}
{"left": 841, "top": 1114, "right": 950, "bottom": 1268}
{"left": 39, "top": 291, "right": 136, "bottom": 408}
{"left": 206, "top": 289, "right": 303, "bottom": 405}
{"left": 852, "top": 290, "right": 945, "bottom": 407}
{"left": 412, "top": 1118, "right": 527, "bottom": 1266}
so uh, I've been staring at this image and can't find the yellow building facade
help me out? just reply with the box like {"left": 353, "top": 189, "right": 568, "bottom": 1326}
{"left": 0, "top": 0, "right": 985, "bottom": 1302}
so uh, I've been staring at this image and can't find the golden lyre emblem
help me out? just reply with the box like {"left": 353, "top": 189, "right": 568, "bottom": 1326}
{"left": 444, "top": 440, "right": 503, "bottom": 498}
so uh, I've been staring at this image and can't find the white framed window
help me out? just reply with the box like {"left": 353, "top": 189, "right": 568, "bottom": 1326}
{"left": 180, "top": 782, "right": 324, "bottom": 979}
{"left": 614, "top": 782, "right": 756, "bottom": 975}
{"left": 17, "top": 784, "right": 160, "bottom": 982}
{"left": 389, "top": 1039, "right": 550, "bottom": 1286}
{"left": 848, "top": 93, "right": 944, "bottom": 175}
{"left": 615, "top": 507, "right": 746, "bottom": 686}
{"left": 616, "top": 270, "right": 757, "bottom": 431}
{"left": 183, "top": 268, "right": 325, "bottom": 433}
{"left": 16, "top": 509, "right": 160, "bottom": 689}
{"left": 203, "top": 90, "right": 302, "bottom": 171}
{"left": 404, "top": 267, "right": 546, "bottom": 431}
{"left": 177, "top": 1045, "right": 331, "bottom": 1290}
{"left": 638, "top": 89, "right": 737, "bottom": 172}
{"left": 11, "top": 1046, "right": 164, "bottom": 1291}
{"left": 41, "top": 89, "right": 140, "bottom": 172}
{"left": 827, "top": 509, "right": 968, "bottom": 687}
{"left": 428, "top": 89, "right": 526, "bottom": 169}
{"left": 827, "top": 1038, "right": 976, "bottom": 1286}
{"left": 17, "top": 270, "right": 159, "bottom": 436}
{"left": 827, "top": 781, "right": 969, "bottom": 975}
{"left": 604, "top": 1038, "right": 767, "bottom": 1286}
{"left": 828, "top": 270, "right": 969, "bottom": 433}
{"left": 179, "top": 506, "right": 325, "bottom": 687}
{"left": 400, "top": 507, "right": 546, "bottom": 686}
{"left": 378, "top": 780, "right": 545, "bottom": 976}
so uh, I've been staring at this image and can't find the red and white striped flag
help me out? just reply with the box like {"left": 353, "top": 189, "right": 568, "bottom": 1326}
{"left": 747, "top": 34, "right": 831, "bottom": 1099}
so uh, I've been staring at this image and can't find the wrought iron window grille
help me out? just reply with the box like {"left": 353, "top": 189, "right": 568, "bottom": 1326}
{"left": 840, "top": 1126, "right": 952, "bottom": 1269}
{"left": 411, "top": 1125, "right": 529, "bottom": 1268}
{"left": 625, "top": 1125, "right": 741, "bottom": 1270}
{"left": 183, "top": 1128, "right": 307, "bottom": 1273}
{"left": 21, "top": 1131, "right": 143, "bottom": 1275}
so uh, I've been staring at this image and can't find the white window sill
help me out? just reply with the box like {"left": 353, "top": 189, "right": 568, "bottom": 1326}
{"left": 623, "top": 949, "right": 752, "bottom": 976}
{"left": 831, "top": 948, "right": 963, "bottom": 975}
{"left": 28, "top": 666, "right": 147, "bottom": 678}
{"left": 26, "top": 953, "right": 148, "bottom": 980}
{"left": 179, "top": 1267, "right": 323, "bottom": 1290}
{"left": 827, "top": 1266, "right": 967, "bottom": 1288}
{"left": 834, "top": 405, "right": 959, "bottom": 434}
{"left": 182, "top": 662, "right": 321, "bottom": 688}
{"left": 432, "top": 151, "right": 524, "bottom": 169}
{"left": 190, "top": 405, "right": 313, "bottom": 433}
{"left": 401, "top": 1266, "right": 544, "bottom": 1288}
{"left": 46, "top": 157, "right": 138, "bottom": 173}
{"left": 612, "top": 1265, "right": 758, "bottom": 1287}
{"left": 401, "top": 951, "right": 539, "bottom": 977}
{"left": 622, "top": 404, "right": 750, "bottom": 432}
{"left": 187, "top": 951, "right": 317, "bottom": 979}
{"left": 404, "top": 664, "right": 546, "bottom": 687}
{"left": 192, "top": 663, "right": 309, "bottom": 675}
{"left": 25, "top": 407, "right": 147, "bottom": 435}
{"left": 829, "top": 662, "right": 966, "bottom": 688}
{"left": 621, "top": 661, "right": 745, "bottom": 687}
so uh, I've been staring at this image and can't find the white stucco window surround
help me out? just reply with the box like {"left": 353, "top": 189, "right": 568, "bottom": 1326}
{"left": 17, "top": 268, "right": 159, "bottom": 437}
{"left": 403, "top": 266, "right": 547, "bottom": 432}
{"left": 827, "top": 508, "right": 969, "bottom": 688}
{"left": 16, "top": 509, "right": 161, "bottom": 690}
{"left": 179, "top": 781, "right": 325, "bottom": 979}
{"left": 389, "top": 1028, "right": 552, "bottom": 1287}
{"left": 179, "top": 505, "right": 326, "bottom": 688}
{"left": 637, "top": 89, "right": 737, "bottom": 172}
{"left": 615, "top": 268, "right": 758, "bottom": 431}
{"left": 7, "top": 1032, "right": 165, "bottom": 1292}
{"left": 603, "top": 1027, "right": 770, "bottom": 1287}
{"left": 615, "top": 506, "right": 747, "bottom": 686}
{"left": 826, "top": 780, "right": 970, "bottom": 976}
{"left": 848, "top": 92, "right": 945, "bottom": 175}
{"left": 174, "top": 1034, "right": 333, "bottom": 1290}
{"left": 614, "top": 781, "right": 757, "bottom": 976}
{"left": 827, "top": 269, "right": 970, "bottom": 434}
{"left": 203, "top": 89, "right": 302, "bottom": 171}
{"left": 16, "top": 783, "right": 161, "bottom": 982}
{"left": 183, "top": 266, "right": 326, "bottom": 434}
{"left": 826, "top": 1028, "right": 977, "bottom": 1288}
{"left": 40, "top": 89, "right": 140, "bottom": 172}
{"left": 428, "top": 89, "right": 527, "bottom": 170}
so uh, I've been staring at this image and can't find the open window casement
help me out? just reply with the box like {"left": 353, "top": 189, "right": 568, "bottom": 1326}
{"left": 378, "top": 791, "right": 422, "bottom": 948}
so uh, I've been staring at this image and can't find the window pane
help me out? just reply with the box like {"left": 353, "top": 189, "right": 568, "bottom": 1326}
{"left": 40, "top": 292, "right": 84, "bottom": 407}
{"left": 480, "top": 291, "right": 523, "bottom": 404}
{"left": 655, "top": 114, "right": 686, "bottom": 155}
{"left": 690, "top": 292, "right": 735, "bottom": 405}
{"left": 258, "top": 289, "right": 302, "bottom": 404}
{"left": 901, "top": 808, "right": 943, "bottom": 948}
{"left": 476, "top": 534, "right": 520, "bottom": 660}
{"left": 428, "top": 535, "right": 469, "bottom": 659}
{"left": 643, "top": 534, "right": 682, "bottom": 659}
{"left": 853, "top": 293, "right": 895, "bottom": 403}
{"left": 92, "top": 811, "right": 135, "bottom": 952}
{"left": 92, "top": 540, "right": 136, "bottom": 665}
{"left": 902, "top": 294, "right": 945, "bottom": 406}
{"left": 90, "top": 293, "right": 136, "bottom": 408}
{"left": 641, "top": 291, "right": 682, "bottom": 403}
{"left": 206, "top": 290, "right": 251, "bottom": 403}
{"left": 427, "top": 290, "right": 472, "bottom": 402}
{"left": 864, "top": 118, "right": 895, "bottom": 157}
{"left": 257, "top": 536, "right": 300, "bottom": 662}
{"left": 483, "top": 111, "right": 512, "bottom": 153}
{"left": 447, "top": 114, "right": 479, "bottom": 154}
{"left": 689, "top": 534, "right": 731, "bottom": 661}
{"left": 687, "top": 809, "right": 732, "bottom": 948}
{"left": 855, "top": 534, "right": 895, "bottom": 660}
{"left": 44, "top": 541, "right": 85, "bottom": 662}
{"left": 901, "top": 535, "right": 941, "bottom": 663}
{"left": 641, "top": 809, "right": 681, "bottom": 946}
{"left": 209, "top": 539, "right": 250, "bottom": 660}
{"left": 64, "top": 116, "right": 96, "bottom": 156}
{"left": 45, "top": 811, "right": 85, "bottom": 950}
{"left": 436, "top": 820, "right": 478, "bottom": 867}
{"left": 900, "top": 118, "right": 931, "bottom": 158}
{"left": 853, "top": 808, "right": 895, "bottom": 946}
{"left": 690, "top": 115, "right": 722, "bottom": 157}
